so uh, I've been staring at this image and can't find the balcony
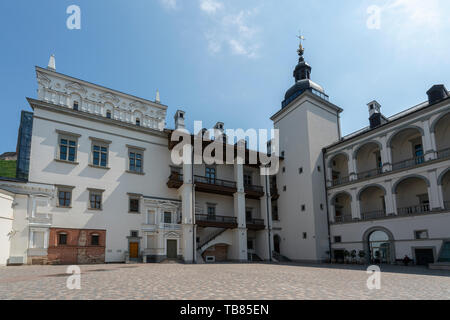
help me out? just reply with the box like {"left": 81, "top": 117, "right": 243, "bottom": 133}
{"left": 334, "top": 215, "right": 353, "bottom": 223}
{"left": 194, "top": 175, "right": 237, "bottom": 196}
{"left": 167, "top": 172, "right": 183, "bottom": 188}
{"left": 141, "top": 223, "right": 181, "bottom": 232}
{"left": 244, "top": 184, "right": 265, "bottom": 199}
{"left": 356, "top": 168, "right": 383, "bottom": 180}
{"left": 332, "top": 175, "right": 350, "bottom": 186}
{"left": 361, "top": 210, "right": 386, "bottom": 221}
{"left": 392, "top": 155, "right": 426, "bottom": 171}
{"left": 397, "top": 204, "right": 430, "bottom": 216}
{"left": 437, "top": 148, "right": 450, "bottom": 160}
{"left": 28, "top": 214, "right": 53, "bottom": 226}
{"left": 196, "top": 214, "right": 238, "bottom": 229}
{"left": 246, "top": 218, "right": 265, "bottom": 230}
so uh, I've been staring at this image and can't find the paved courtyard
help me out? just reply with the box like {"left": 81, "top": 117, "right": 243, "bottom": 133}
{"left": 0, "top": 262, "right": 449, "bottom": 300}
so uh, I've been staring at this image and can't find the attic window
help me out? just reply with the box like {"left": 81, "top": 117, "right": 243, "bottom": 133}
{"left": 370, "top": 104, "right": 374, "bottom": 110}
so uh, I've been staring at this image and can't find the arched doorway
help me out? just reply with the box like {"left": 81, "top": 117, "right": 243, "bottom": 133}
{"left": 273, "top": 235, "right": 281, "bottom": 254}
{"left": 363, "top": 227, "right": 395, "bottom": 264}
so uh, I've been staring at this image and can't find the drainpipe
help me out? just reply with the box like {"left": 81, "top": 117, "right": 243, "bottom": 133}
{"left": 192, "top": 144, "right": 196, "bottom": 264}
{"left": 265, "top": 173, "right": 272, "bottom": 262}
{"left": 322, "top": 148, "right": 332, "bottom": 263}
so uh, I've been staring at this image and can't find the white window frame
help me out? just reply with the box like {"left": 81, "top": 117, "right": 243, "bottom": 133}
{"left": 127, "top": 145, "right": 146, "bottom": 175}
{"left": 56, "top": 130, "right": 81, "bottom": 163}
{"left": 89, "top": 137, "right": 111, "bottom": 168}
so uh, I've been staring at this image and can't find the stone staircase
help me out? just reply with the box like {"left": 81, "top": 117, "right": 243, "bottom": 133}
{"left": 272, "top": 251, "right": 292, "bottom": 263}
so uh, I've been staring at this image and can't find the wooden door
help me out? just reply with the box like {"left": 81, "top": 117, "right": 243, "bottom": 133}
{"left": 129, "top": 242, "right": 139, "bottom": 259}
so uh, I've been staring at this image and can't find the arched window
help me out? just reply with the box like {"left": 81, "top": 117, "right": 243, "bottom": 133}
{"left": 136, "top": 118, "right": 141, "bottom": 126}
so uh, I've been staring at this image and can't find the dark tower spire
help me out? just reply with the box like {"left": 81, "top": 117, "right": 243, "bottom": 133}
{"left": 293, "top": 38, "right": 311, "bottom": 82}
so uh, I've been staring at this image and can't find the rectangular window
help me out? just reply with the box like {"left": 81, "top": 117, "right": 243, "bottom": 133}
{"left": 106, "top": 111, "right": 112, "bottom": 119}
{"left": 415, "top": 230, "right": 429, "bottom": 240}
{"left": 89, "top": 190, "right": 103, "bottom": 210}
{"left": 244, "top": 173, "right": 252, "bottom": 186}
{"left": 334, "top": 236, "right": 342, "bottom": 243}
{"left": 58, "top": 233, "right": 67, "bottom": 245}
{"left": 57, "top": 187, "right": 73, "bottom": 207}
{"left": 247, "top": 240, "right": 254, "bottom": 250}
{"left": 207, "top": 205, "right": 216, "bottom": 217}
{"left": 59, "top": 137, "right": 77, "bottom": 162}
{"left": 415, "top": 144, "right": 424, "bottom": 164}
{"left": 303, "top": 232, "right": 307, "bottom": 239}
{"left": 246, "top": 208, "right": 253, "bottom": 221}
{"left": 205, "top": 167, "right": 216, "bottom": 183}
{"left": 129, "top": 150, "right": 143, "bottom": 173}
{"left": 272, "top": 205, "right": 279, "bottom": 221}
{"left": 91, "top": 234, "right": 100, "bottom": 246}
{"left": 129, "top": 197, "right": 140, "bottom": 213}
{"left": 92, "top": 144, "right": 108, "bottom": 167}
{"left": 164, "top": 212, "right": 172, "bottom": 224}
{"left": 73, "top": 101, "right": 79, "bottom": 111}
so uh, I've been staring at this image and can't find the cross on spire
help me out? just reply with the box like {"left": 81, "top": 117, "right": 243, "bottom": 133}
{"left": 297, "top": 31, "right": 306, "bottom": 57}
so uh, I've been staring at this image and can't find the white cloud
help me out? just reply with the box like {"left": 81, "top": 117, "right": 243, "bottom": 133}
{"left": 199, "top": 0, "right": 224, "bottom": 15}
{"left": 160, "top": 0, "right": 178, "bottom": 10}
{"left": 383, "top": 0, "right": 443, "bottom": 29}
{"left": 203, "top": 6, "right": 261, "bottom": 58}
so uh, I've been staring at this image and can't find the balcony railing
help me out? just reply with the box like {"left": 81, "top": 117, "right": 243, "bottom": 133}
{"left": 334, "top": 215, "right": 353, "bottom": 223}
{"left": 246, "top": 218, "right": 265, "bottom": 230}
{"left": 361, "top": 210, "right": 386, "bottom": 220}
{"left": 397, "top": 204, "right": 430, "bottom": 216}
{"left": 437, "top": 148, "right": 450, "bottom": 160}
{"left": 332, "top": 175, "right": 350, "bottom": 186}
{"left": 356, "top": 168, "right": 383, "bottom": 180}
{"left": 194, "top": 175, "right": 236, "bottom": 188}
{"left": 392, "top": 155, "right": 425, "bottom": 171}
{"left": 28, "top": 214, "right": 53, "bottom": 226}
{"left": 244, "top": 184, "right": 264, "bottom": 193}
{"left": 195, "top": 214, "right": 238, "bottom": 228}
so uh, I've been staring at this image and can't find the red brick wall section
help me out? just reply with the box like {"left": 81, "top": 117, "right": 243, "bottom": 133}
{"left": 47, "top": 228, "right": 106, "bottom": 265}
{"left": 202, "top": 244, "right": 228, "bottom": 262}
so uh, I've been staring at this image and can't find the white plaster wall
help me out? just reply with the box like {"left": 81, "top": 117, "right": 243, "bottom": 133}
{"left": 273, "top": 95, "right": 340, "bottom": 262}
{"left": 0, "top": 191, "right": 14, "bottom": 265}
{"left": 434, "top": 113, "right": 450, "bottom": 151}
{"left": 360, "top": 187, "right": 385, "bottom": 213}
{"left": 29, "top": 107, "right": 179, "bottom": 262}
{"left": 195, "top": 192, "right": 234, "bottom": 217}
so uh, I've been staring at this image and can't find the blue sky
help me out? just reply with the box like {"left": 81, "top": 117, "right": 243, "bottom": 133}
{"left": 0, "top": 0, "right": 450, "bottom": 153}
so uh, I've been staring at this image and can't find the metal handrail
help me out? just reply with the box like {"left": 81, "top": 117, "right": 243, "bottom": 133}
{"left": 356, "top": 167, "right": 383, "bottom": 180}
{"left": 246, "top": 218, "right": 265, "bottom": 225}
{"left": 397, "top": 204, "right": 430, "bottom": 216}
{"left": 169, "top": 172, "right": 183, "bottom": 181}
{"left": 392, "top": 155, "right": 425, "bottom": 171}
{"left": 445, "top": 201, "right": 450, "bottom": 210}
{"left": 361, "top": 210, "right": 386, "bottom": 220}
{"left": 332, "top": 175, "right": 350, "bottom": 186}
{"left": 244, "top": 184, "right": 264, "bottom": 193}
{"left": 195, "top": 214, "right": 237, "bottom": 224}
{"left": 194, "top": 175, "right": 236, "bottom": 188}
{"left": 437, "top": 148, "right": 450, "bottom": 160}
{"left": 334, "top": 215, "right": 353, "bottom": 223}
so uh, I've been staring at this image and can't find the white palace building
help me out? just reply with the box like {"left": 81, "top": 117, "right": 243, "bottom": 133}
{"left": 1, "top": 43, "right": 449, "bottom": 267}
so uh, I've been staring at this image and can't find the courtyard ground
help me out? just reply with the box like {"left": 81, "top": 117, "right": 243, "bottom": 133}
{"left": 0, "top": 262, "right": 449, "bottom": 300}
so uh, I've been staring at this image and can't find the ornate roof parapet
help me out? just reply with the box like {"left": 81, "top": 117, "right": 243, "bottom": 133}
{"left": 34, "top": 63, "right": 167, "bottom": 131}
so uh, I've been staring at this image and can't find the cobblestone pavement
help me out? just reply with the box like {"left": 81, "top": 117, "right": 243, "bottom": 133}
{"left": 0, "top": 263, "right": 449, "bottom": 300}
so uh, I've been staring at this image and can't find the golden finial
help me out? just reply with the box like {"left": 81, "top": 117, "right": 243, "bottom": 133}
{"left": 297, "top": 32, "right": 305, "bottom": 57}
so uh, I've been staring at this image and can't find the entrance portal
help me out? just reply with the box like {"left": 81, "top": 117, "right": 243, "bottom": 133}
{"left": 167, "top": 239, "right": 177, "bottom": 259}
{"left": 368, "top": 230, "right": 391, "bottom": 264}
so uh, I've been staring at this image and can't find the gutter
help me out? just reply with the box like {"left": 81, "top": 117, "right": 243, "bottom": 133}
{"left": 322, "top": 148, "right": 332, "bottom": 263}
